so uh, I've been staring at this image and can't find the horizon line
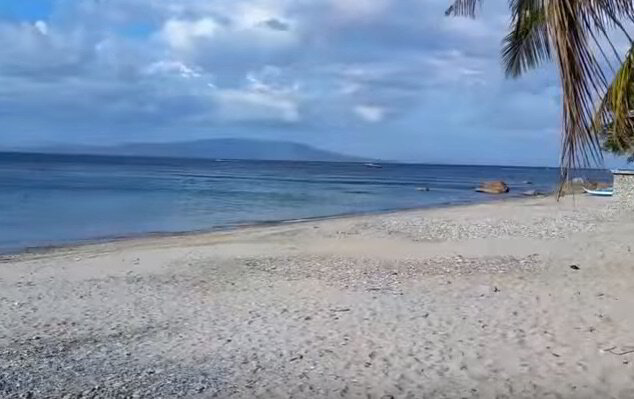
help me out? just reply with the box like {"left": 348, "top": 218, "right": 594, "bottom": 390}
{"left": 0, "top": 150, "right": 608, "bottom": 170}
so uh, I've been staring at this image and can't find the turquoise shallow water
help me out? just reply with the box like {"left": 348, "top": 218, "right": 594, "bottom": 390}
{"left": 0, "top": 152, "right": 611, "bottom": 252}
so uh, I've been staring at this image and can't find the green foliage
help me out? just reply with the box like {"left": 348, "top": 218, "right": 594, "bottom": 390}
{"left": 595, "top": 46, "right": 634, "bottom": 161}
{"left": 446, "top": 0, "right": 634, "bottom": 171}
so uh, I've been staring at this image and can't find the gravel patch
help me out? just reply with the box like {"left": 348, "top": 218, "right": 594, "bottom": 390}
{"left": 341, "top": 213, "right": 611, "bottom": 242}
{"left": 0, "top": 332, "right": 223, "bottom": 399}
{"left": 242, "top": 254, "right": 542, "bottom": 291}
{"left": 0, "top": 271, "right": 229, "bottom": 399}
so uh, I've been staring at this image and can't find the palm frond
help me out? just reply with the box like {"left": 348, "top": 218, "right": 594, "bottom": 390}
{"left": 578, "top": 0, "right": 634, "bottom": 27}
{"left": 594, "top": 45, "right": 634, "bottom": 154}
{"left": 446, "top": 0, "right": 634, "bottom": 177}
{"left": 609, "top": 47, "right": 634, "bottom": 136}
{"left": 445, "top": 0, "right": 481, "bottom": 17}
{"left": 502, "top": 0, "right": 550, "bottom": 78}
{"left": 547, "top": 0, "right": 607, "bottom": 180}
{"left": 549, "top": 0, "right": 634, "bottom": 176}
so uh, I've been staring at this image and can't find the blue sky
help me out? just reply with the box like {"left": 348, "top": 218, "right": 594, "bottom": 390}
{"left": 0, "top": 0, "right": 628, "bottom": 166}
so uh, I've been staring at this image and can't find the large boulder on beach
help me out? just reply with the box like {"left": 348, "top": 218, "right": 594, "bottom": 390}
{"left": 476, "top": 181, "right": 509, "bottom": 194}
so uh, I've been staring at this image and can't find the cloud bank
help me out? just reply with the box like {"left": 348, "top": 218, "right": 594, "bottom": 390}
{"left": 0, "top": 0, "right": 570, "bottom": 165}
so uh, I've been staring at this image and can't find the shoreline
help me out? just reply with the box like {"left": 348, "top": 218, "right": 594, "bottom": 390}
{"left": 3, "top": 193, "right": 634, "bottom": 398}
{"left": 0, "top": 192, "right": 551, "bottom": 260}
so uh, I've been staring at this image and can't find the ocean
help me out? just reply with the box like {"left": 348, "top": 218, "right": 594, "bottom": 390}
{"left": 0, "top": 152, "right": 611, "bottom": 253}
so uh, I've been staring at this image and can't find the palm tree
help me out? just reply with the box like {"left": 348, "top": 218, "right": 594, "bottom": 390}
{"left": 445, "top": 0, "right": 634, "bottom": 177}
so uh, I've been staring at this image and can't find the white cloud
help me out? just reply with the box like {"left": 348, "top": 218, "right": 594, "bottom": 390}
{"left": 214, "top": 89, "right": 300, "bottom": 122}
{"left": 161, "top": 18, "right": 219, "bottom": 50}
{"left": 144, "top": 60, "right": 202, "bottom": 79}
{"left": 422, "top": 50, "right": 488, "bottom": 86}
{"left": 0, "top": 0, "right": 576, "bottom": 165}
{"left": 0, "top": 20, "right": 93, "bottom": 77}
{"left": 339, "top": 81, "right": 362, "bottom": 95}
{"left": 212, "top": 68, "right": 301, "bottom": 123}
{"left": 441, "top": 16, "right": 496, "bottom": 38}
{"left": 245, "top": 65, "right": 299, "bottom": 93}
{"left": 34, "top": 20, "right": 48, "bottom": 36}
{"left": 331, "top": 0, "right": 391, "bottom": 21}
{"left": 354, "top": 105, "right": 385, "bottom": 123}
{"left": 232, "top": 1, "right": 286, "bottom": 29}
{"left": 158, "top": 0, "right": 299, "bottom": 57}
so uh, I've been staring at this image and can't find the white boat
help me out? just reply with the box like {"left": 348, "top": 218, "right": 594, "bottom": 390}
{"left": 583, "top": 187, "right": 613, "bottom": 197}
{"left": 364, "top": 163, "right": 382, "bottom": 169}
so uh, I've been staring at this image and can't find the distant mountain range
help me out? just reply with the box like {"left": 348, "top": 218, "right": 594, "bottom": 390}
{"left": 12, "top": 138, "right": 369, "bottom": 162}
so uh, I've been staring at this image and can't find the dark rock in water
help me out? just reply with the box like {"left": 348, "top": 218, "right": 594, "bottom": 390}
{"left": 475, "top": 181, "right": 509, "bottom": 194}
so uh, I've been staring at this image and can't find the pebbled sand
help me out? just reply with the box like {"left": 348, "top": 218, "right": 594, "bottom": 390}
{"left": 2, "top": 195, "right": 634, "bottom": 398}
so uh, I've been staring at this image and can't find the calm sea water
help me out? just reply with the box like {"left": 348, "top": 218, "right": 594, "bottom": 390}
{"left": 0, "top": 152, "right": 611, "bottom": 252}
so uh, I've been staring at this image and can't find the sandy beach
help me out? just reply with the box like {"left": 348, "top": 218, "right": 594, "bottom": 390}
{"left": 2, "top": 195, "right": 634, "bottom": 398}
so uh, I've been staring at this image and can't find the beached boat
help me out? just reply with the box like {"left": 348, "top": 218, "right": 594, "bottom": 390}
{"left": 583, "top": 187, "right": 613, "bottom": 197}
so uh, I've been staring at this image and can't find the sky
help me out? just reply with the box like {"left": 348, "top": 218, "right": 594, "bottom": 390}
{"left": 0, "top": 0, "right": 628, "bottom": 166}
